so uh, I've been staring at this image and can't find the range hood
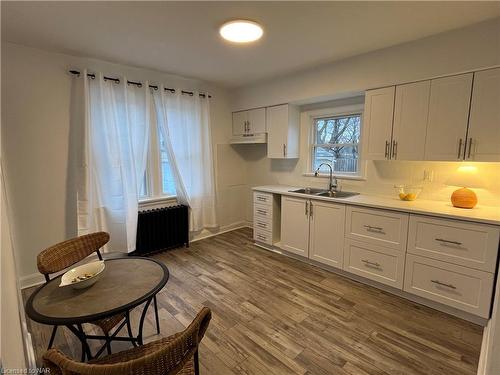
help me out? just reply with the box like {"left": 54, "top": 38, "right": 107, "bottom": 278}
{"left": 230, "top": 133, "right": 267, "bottom": 144}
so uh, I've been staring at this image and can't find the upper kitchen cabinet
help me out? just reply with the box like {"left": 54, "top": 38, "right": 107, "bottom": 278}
{"left": 424, "top": 73, "right": 473, "bottom": 161}
{"left": 466, "top": 68, "right": 500, "bottom": 161}
{"left": 232, "top": 107, "right": 266, "bottom": 136}
{"left": 266, "top": 104, "right": 300, "bottom": 158}
{"left": 363, "top": 86, "right": 395, "bottom": 160}
{"left": 392, "top": 80, "right": 430, "bottom": 160}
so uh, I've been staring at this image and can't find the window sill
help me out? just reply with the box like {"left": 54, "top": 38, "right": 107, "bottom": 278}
{"left": 303, "top": 172, "right": 366, "bottom": 181}
{"left": 139, "top": 195, "right": 177, "bottom": 209}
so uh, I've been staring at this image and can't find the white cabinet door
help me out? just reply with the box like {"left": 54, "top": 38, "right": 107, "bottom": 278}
{"left": 232, "top": 111, "right": 247, "bottom": 136}
{"left": 392, "top": 81, "right": 430, "bottom": 160}
{"left": 466, "top": 68, "right": 500, "bottom": 161}
{"left": 363, "top": 86, "right": 395, "bottom": 160}
{"left": 248, "top": 108, "right": 266, "bottom": 134}
{"left": 267, "top": 104, "right": 299, "bottom": 159}
{"left": 424, "top": 74, "right": 473, "bottom": 161}
{"left": 309, "top": 200, "right": 345, "bottom": 269}
{"left": 280, "top": 196, "right": 310, "bottom": 257}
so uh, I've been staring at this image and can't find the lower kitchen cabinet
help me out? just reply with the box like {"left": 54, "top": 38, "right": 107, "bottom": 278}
{"left": 280, "top": 196, "right": 310, "bottom": 257}
{"left": 309, "top": 200, "right": 345, "bottom": 269}
{"left": 281, "top": 196, "right": 345, "bottom": 268}
{"left": 343, "top": 239, "right": 405, "bottom": 289}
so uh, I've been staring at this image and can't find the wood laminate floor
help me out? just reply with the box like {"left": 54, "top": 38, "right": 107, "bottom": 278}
{"left": 23, "top": 228, "right": 483, "bottom": 374}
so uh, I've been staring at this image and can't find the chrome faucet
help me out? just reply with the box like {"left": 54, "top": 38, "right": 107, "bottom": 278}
{"left": 314, "top": 162, "right": 338, "bottom": 192}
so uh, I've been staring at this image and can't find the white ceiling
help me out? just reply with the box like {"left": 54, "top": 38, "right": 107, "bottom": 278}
{"left": 3, "top": 1, "right": 500, "bottom": 88}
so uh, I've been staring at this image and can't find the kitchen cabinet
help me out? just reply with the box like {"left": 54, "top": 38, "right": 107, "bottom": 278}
{"left": 281, "top": 196, "right": 345, "bottom": 268}
{"left": 392, "top": 80, "right": 430, "bottom": 160}
{"left": 232, "top": 108, "right": 266, "bottom": 136}
{"left": 266, "top": 104, "right": 300, "bottom": 159}
{"left": 424, "top": 73, "right": 473, "bottom": 161}
{"left": 363, "top": 86, "right": 395, "bottom": 160}
{"left": 309, "top": 200, "right": 346, "bottom": 268}
{"left": 253, "top": 191, "right": 280, "bottom": 248}
{"left": 466, "top": 67, "right": 500, "bottom": 161}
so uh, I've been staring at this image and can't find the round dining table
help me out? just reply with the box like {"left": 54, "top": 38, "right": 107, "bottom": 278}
{"left": 25, "top": 257, "right": 169, "bottom": 361}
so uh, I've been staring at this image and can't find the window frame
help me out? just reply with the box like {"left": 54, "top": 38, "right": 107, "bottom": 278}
{"left": 306, "top": 104, "right": 366, "bottom": 180}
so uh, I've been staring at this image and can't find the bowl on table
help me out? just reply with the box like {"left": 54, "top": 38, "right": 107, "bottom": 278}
{"left": 394, "top": 185, "right": 423, "bottom": 201}
{"left": 59, "top": 260, "right": 106, "bottom": 290}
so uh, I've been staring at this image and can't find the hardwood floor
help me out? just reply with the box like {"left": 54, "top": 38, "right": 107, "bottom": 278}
{"left": 23, "top": 227, "right": 483, "bottom": 374}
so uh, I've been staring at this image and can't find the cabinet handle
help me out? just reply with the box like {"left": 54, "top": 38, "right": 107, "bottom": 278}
{"left": 310, "top": 202, "right": 313, "bottom": 217}
{"left": 467, "top": 138, "right": 473, "bottom": 159}
{"left": 384, "top": 141, "right": 390, "bottom": 159}
{"left": 305, "top": 201, "right": 309, "bottom": 216}
{"left": 431, "top": 280, "right": 457, "bottom": 290}
{"left": 257, "top": 234, "right": 267, "bottom": 241}
{"left": 257, "top": 222, "right": 267, "bottom": 228}
{"left": 457, "top": 138, "right": 463, "bottom": 159}
{"left": 362, "top": 259, "right": 381, "bottom": 268}
{"left": 435, "top": 238, "right": 462, "bottom": 246}
{"left": 257, "top": 196, "right": 266, "bottom": 202}
{"left": 392, "top": 140, "right": 397, "bottom": 159}
{"left": 257, "top": 209, "right": 267, "bottom": 215}
{"left": 363, "top": 225, "right": 384, "bottom": 233}
{"left": 283, "top": 144, "right": 287, "bottom": 157}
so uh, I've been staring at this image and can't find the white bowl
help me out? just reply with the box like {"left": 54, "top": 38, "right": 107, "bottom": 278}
{"left": 60, "top": 261, "right": 105, "bottom": 290}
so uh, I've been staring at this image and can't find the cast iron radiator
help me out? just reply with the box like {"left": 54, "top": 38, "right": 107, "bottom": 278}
{"left": 134, "top": 205, "right": 189, "bottom": 255}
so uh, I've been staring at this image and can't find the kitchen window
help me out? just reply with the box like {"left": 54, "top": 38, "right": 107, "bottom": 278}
{"left": 311, "top": 108, "right": 363, "bottom": 177}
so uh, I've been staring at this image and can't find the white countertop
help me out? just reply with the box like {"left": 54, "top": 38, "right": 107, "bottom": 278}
{"left": 253, "top": 185, "right": 500, "bottom": 226}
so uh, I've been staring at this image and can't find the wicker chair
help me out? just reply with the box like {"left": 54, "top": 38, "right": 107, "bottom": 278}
{"left": 37, "top": 232, "right": 127, "bottom": 353}
{"left": 43, "top": 307, "right": 211, "bottom": 375}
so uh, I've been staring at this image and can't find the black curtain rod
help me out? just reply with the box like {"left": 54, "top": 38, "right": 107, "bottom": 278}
{"left": 69, "top": 70, "right": 211, "bottom": 98}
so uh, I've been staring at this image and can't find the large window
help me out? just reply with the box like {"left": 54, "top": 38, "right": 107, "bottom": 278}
{"left": 312, "top": 112, "right": 362, "bottom": 175}
{"left": 139, "top": 124, "right": 177, "bottom": 200}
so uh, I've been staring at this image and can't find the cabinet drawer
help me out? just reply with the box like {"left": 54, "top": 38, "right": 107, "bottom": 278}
{"left": 408, "top": 215, "right": 500, "bottom": 272}
{"left": 253, "top": 203, "right": 272, "bottom": 222}
{"left": 404, "top": 254, "right": 494, "bottom": 318}
{"left": 254, "top": 218, "right": 273, "bottom": 232}
{"left": 346, "top": 206, "right": 409, "bottom": 250}
{"left": 254, "top": 229, "right": 273, "bottom": 245}
{"left": 343, "top": 239, "right": 405, "bottom": 289}
{"left": 253, "top": 191, "right": 273, "bottom": 206}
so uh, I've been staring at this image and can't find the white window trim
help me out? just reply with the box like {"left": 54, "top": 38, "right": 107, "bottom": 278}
{"left": 304, "top": 104, "right": 366, "bottom": 180}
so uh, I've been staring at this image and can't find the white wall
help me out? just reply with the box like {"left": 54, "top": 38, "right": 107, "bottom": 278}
{"left": 2, "top": 42, "right": 246, "bottom": 282}
{"left": 233, "top": 17, "right": 500, "bottom": 109}
{"left": 230, "top": 18, "right": 500, "bottom": 222}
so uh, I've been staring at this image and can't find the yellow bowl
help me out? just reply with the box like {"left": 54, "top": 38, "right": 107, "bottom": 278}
{"left": 395, "top": 185, "right": 422, "bottom": 201}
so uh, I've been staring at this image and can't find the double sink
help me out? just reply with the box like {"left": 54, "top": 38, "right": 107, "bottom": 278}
{"left": 290, "top": 188, "right": 359, "bottom": 199}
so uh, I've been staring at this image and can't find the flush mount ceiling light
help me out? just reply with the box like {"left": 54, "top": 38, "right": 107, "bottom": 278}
{"left": 219, "top": 20, "right": 263, "bottom": 43}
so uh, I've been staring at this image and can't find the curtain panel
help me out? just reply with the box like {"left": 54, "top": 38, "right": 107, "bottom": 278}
{"left": 72, "top": 71, "right": 217, "bottom": 252}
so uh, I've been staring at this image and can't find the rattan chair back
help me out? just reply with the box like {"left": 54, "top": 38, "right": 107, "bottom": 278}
{"left": 37, "top": 232, "right": 110, "bottom": 277}
{"left": 43, "top": 307, "right": 212, "bottom": 375}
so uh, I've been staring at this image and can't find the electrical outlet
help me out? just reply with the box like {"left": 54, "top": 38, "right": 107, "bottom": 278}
{"left": 423, "top": 170, "right": 434, "bottom": 182}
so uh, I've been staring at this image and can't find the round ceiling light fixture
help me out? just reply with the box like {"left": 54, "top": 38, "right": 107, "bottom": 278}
{"left": 219, "top": 20, "right": 263, "bottom": 43}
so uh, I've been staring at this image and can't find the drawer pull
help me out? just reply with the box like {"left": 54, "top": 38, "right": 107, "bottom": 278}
{"left": 362, "top": 259, "right": 381, "bottom": 268}
{"left": 257, "top": 196, "right": 267, "bottom": 202}
{"left": 257, "top": 209, "right": 267, "bottom": 215}
{"left": 257, "top": 222, "right": 267, "bottom": 228}
{"left": 431, "top": 280, "right": 457, "bottom": 290}
{"left": 363, "top": 225, "right": 384, "bottom": 233}
{"left": 435, "top": 238, "right": 462, "bottom": 246}
{"left": 257, "top": 234, "right": 267, "bottom": 241}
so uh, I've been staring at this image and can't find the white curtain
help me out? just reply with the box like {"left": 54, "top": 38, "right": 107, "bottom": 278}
{"left": 153, "top": 87, "right": 217, "bottom": 232}
{"left": 75, "top": 71, "right": 150, "bottom": 252}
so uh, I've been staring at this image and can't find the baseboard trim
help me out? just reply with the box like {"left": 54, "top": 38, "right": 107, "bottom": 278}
{"left": 191, "top": 221, "right": 251, "bottom": 243}
{"left": 20, "top": 273, "right": 46, "bottom": 290}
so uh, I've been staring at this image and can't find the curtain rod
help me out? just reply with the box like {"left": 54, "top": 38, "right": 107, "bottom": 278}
{"left": 69, "top": 70, "right": 211, "bottom": 98}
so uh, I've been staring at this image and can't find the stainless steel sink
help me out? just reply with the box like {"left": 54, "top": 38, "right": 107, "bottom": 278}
{"left": 315, "top": 191, "right": 359, "bottom": 198}
{"left": 290, "top": 188, "right": 325, "bottom": 195}
{"left": 290, "top": 188, "right": 359, "bottom": 199}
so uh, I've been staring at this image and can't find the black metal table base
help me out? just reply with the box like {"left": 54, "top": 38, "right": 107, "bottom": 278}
{"left": 66, "top": 295, "right": 158, "bottom": 361}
